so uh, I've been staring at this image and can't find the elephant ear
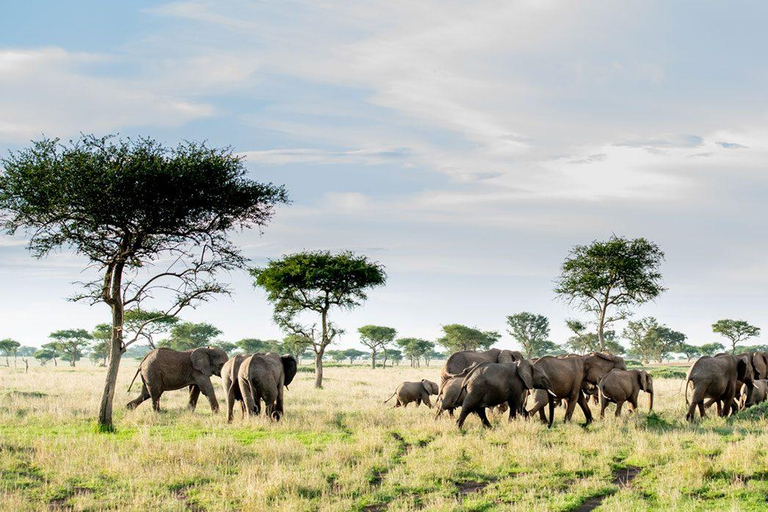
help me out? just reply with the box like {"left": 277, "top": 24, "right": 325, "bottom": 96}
{"left": 737, "top": 356, "right": 751, "bottom": 383}
{"left": 191, "top": 348, "right": 213, "bottom": 377}
{"left": 282, "top": 355, "right": 298, "bottom": 388}
{"left": 516, "top": 361, "right": 534, "bottom": 389}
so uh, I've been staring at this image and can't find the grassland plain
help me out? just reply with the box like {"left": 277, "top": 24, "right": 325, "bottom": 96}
{"left": 2, "top": 361, "right": 768, "bottom": 511}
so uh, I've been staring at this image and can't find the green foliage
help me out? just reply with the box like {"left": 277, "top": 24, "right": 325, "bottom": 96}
{"left": 235, "top": 338, "right": 278, "bottom": 353}
{"left": 122, "top": 310, "right": 179, "bottom": 348}
{"left": 555, "top": 235, "right": 666, "bottom": 351}
{"left": 90, "top": 324, "right": 111, "bottom": 365}
{"left": 123, "top": 345, "right": 152, "bottom": 360}
{"left": 358, "top": 325, "right": 397, "bottom": 367}
{"left": 646, "top": 367, "right": 688, "bottom": 379}
{"left": 677, "top": 343, "right": 700, "bottom": 361}
{"left": 213, "top": 341, "right": 238, "bottom": 355}
{"left": 0, "top": 339, "right": 21, "bottom": 365}
{"left": 325, "top": 350, "right": 347, "bottom": 363}
{"left": 33, "top": 348, "right": 57, "bottom": 365}
{"left": 281, "top": 334, "right": 314, "bottom": 360}
{"left": 16, "top": 346, "right": 36, "bottom": 357}
{"left": 565, "top": 322, "right": 625, "bottom": 355}
{"left": 623, "top": 317, "right": 685, "bottom": 363}
{"left": 712, "top": 319, "right": 760, "bottom": 353}
{"left": 48, "top": 329, "right": 92, "bottom": 366}
{"left": 506, "top": 312, "right": 551, "bottom": 358}
{"left": 162, "top": 322, "right": 222, "bottom": 351}
{"left": 437, "top": 324, "right": 500, "bottom": 352}
{"left": 251, "top": 250, "right": 386, "bottom": 386}
{"left": 343, "top": 348, "right": 366, "bottom": 364}
{"left": 698, "top": 342, "right": 725, "bottom": 357}
{"left": 396, "top": 338, "right": 435, "bottom": 365}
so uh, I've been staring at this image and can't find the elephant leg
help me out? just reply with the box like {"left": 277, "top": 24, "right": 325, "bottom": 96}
{"left": 476, "top": 408, "right": 492, "bottom": 428}
{"left": 196, "top": 377, "right": 219, "bottom": 413}
{"left": 239, "top": 400, "right": 246, "bottom": 420}
{"left": 599, "top": 395, "right": 608, "bottom": 418}
{"left": 577, "top": 392, "right": 593, "bottom": 424}
{"left": 448, "top": 408, "right": 455, "bottom": 418}
{"left": 274, "top": 385, "right": 285, "bottom": 421}
{"left": 151, "top": 392, "right": 162, "bottom": 412}
{"left": 226, "top": 386, "right": 237, "bottom": 423}
{"left": 615, "top": 401, "right": 624, "bottom": 417}
{"left": 563, "top": 396, "right": 579, "bottom": 422}
{"left": 188, "top": 385, "right": 201, "bottom": 411}
{"left": 457, "top": 406, "right": 471, "bottom": 429}
{"left": 127, "top": 383, "right": 150, "bottom": 410}
{"left": 424, "top": 395, "right": 433, "bottom": 408}
{"left": 547, "top": 395, "right": 556, "bottom": 428}
{"left": 240, "top": 376, "right": 257, "bottom": 416}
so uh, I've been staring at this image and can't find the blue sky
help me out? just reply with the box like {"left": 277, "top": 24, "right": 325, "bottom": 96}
{"left": 2, "top": 1, "right": 768, "bottom": 352}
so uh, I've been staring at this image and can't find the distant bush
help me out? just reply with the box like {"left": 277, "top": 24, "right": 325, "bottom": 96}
{"left": 625, "top": 360, "right": 643, "bottom": 368}
{"left": 648, "top": 367, "right": 687, "bottom": 379}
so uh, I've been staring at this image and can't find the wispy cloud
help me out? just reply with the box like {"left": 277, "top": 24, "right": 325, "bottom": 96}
{"left": 717, "top": 141, "right": 749, "bottom": 149}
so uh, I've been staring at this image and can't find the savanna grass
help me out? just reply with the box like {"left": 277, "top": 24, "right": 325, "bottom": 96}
{"left": 2, "top": 361, "right": 768, "bottom": 511}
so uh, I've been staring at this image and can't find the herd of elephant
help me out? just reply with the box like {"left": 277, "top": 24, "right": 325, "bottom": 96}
{"left": 126, "top": 347, "right": 297, "bottom": 421}
{"left": 122, "top": 346, "right": 768, "bottom": 427}
{"left": 385, "top": 348, "right": 768, "bottom": 428}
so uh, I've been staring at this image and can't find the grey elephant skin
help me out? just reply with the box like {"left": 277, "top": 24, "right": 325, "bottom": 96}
{"left": 434, "top": 377, "right": 466, "bottom": 418}
{"left": 598, "top": 369, "right": 653, "bottom": 417}
{"left": 527, "top": 353, "right": 626, "bottom": 427}
{"left": 740, "top": 379, "right": 768, "bottom": 409}
{"left": 238, "top": 353, "right": 297, "bottom": 420}
{"left": 127, "top": 347, "right": 229, "bottom": 413}
{"left": 685, "top": 353, "right": 753, "bottom": 421}
{"left": 456, "top": 360, "right": 553, "bottom": 428}
{"left": 384, "top": 379, "right": 439, "bottom": 408}
{"left": 442, "top": 348, "right": 524, "bottom": 383}
{"left": 221, "top": 354, "right": 249, "bottom": 422}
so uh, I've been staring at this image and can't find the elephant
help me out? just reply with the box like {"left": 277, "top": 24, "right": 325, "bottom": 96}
{"left": 238, "top": 353, "right": 297, "bottom": 420}
{"left": 456, "top": 360, "right": 554, "bottom": 428}
{"left": 527, "top": 353, "right": 627, "bottom": 427}
{"left": 221, "top": 354, "right": 249, "bottom": 423}
{"left": 598, "top": 369, "right": 654, "bottom": 417}
{"left": 126, "top": 347, "right": 229, "bottom": 413}
{"left": 739, "top": 379, "right": 768, "bottom": 410}
{"left": 384, "top": 379, "right": 439, "bottom": 408}
{"left": 441, "top": 348, "right": 524, "bottom": 383}
{"left": 434, "top": 376, "right": 466, "bottom": 418}
{"left": 740, "top": 351, "right": 768, "bottom": 380}
{"left": 685, "top": 353, "right": 753, "bottom": 421}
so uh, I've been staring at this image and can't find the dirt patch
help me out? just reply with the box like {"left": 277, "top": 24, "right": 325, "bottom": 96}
{"left": 457, "top": 480, "right": 489, "bottom": 494}
{"left": 362, "top": 504, "right": 387, "bottom": 511}
{"left": 47, "top": 487, "right": 93, "bottom": 511}
{"left": 573, "top": 466, "right": 641, "bottom": 512}
{"left": 173, "top": 488, "right": 205, "bottom": 512}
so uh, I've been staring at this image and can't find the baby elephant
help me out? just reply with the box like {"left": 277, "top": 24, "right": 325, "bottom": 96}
{"left": 384, "top": 379, "right": 439, "bottom": 408}
{"left": 740, "top": 379, "right": 768, "bottom": 410}
{"left": 598, "top": 369, "right": 654, "bottom": 417}
{"left": 434, "top": 376, "right": 466, "bottom": 418}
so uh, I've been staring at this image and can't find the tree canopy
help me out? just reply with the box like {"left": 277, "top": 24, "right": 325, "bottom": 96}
{"left": 506, "top": 312, "right": 551, "bottom": 358}
{"left": 397, "top": 338, "right": 436, "bottom": 366}
{"left": 162, "top": 322, "right": 222, "bottom": 351}
{"left": 437, "top": 324, "right": 500, "bottom": 353}
{"left": 555, "top": 236, "right": 665, "bottom": 351}
{"left": 358, "top": 325, "right": 397, "bottom": 368}
{"left": 49, "top": 329, "right": 93, "bottom": 366}
{"left": 623, "top": 317, "right": 686, "bottom": 363}
{"left": 0, "top": 135, "right": 287, "bottom": 429}
{"left": 712, "top": 319, "right": 761, "bottom": 354}
{"left": 251, "top": 250, "right": 386, "bottom": 388}
{"left": 0, "top": 339, "right": 20, "bottom": 366}
{"left": 698, "top": 342, "right": 725, "bottom": 357}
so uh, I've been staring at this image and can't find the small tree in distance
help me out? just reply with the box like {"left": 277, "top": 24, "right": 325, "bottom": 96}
{"left": 163, "top": 322, "right": 222, "bottom": 350}
{"left": 252, "top": 250, "right": 386, "bottom": 388}
{"left": 437, "top": 324, "right": 500, "bottom": 353}
{"left": 0, "top": 339, "right": 20, "bottom": 367}
{"left": 506, "top": 312, "right": 550, "bottom": 358}
{"left": 49, "top": 329, "right": 92, "bottom": 367}
{"left": 0, "top": 135, "right": 287, "bottom": 430}
{"left": 712, "top": 319, "right": 760, "bottom": 354}
{"left": 343, "top": 348, "right": 365, "bottom": 365}
{"left": 698, "top": 342, "right": 726, "bottom": 357}
{"left": 555, "top": 235, "right": 666, "bottom": 351}
{"left": 358, "top": 325, "right": 397, "bottom": 368}
{"left": 623, "top": 317, "right": 685, "bottom": 363}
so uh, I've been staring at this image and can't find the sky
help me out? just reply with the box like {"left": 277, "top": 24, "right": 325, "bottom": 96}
{"left": 2, "top": 1, "right": 768, "bottom": 352}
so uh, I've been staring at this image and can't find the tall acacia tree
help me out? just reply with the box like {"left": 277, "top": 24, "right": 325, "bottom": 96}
{"left": 0, "top": 135, "right": 287, "bottom": 430}
{"left": 437, "top": 324, "right": 500, "bottom": 353}
{"left": 358, "top": 325, "right": 397, "bottom": 368}
{"left": 0, "top": 339, "right": 20, "bottom": 367}
{"left": 252, "top": 250, "right": 386, "bottom": 388}
{"left": 49, "top": 329, "right": 92, "bottom": 366}
{"left": 555, "top": 235, "right": 666, "bottom": 351}
{"left": 712, "top": 319, "right": 761, "bottom": 354}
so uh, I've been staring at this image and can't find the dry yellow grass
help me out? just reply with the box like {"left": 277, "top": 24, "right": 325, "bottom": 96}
{"left": 2, "top": 361, "right": 768, "bottom": 511}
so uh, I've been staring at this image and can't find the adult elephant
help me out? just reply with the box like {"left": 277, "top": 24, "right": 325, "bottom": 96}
{"left": 527, "top": 353, "right": 626, "bottom": 427}
{"left": 740, "top": 379, "right": 768, "bottom": 410}
{"left": 127, "top": 347, "right": 229, "bottom": 413}
{"left": 442, "top": 348, "right": 523, "bottom": 382}
{"left": 598, "top": 369, "right": 653, "bottom": 417}
{"left": 456, "top": 360, "right": 554, "bottom": 428}
{"left": 434, "top": 377, "right": 466, "bottom": 419}
{"left": 739, "top": 351, "right": 768, "bottom": 380}
{"left": 238, "top": 353, "right": 297, "bottom": 420}
{"left": 221, "top": 354, "right": 249, "bottom": 423}
{"left": 685, "top": 353, "right": 753, "bottom": 421}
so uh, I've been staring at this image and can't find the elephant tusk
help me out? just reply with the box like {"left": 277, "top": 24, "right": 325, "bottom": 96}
{"left": 547, "top": 389, "right": 557, "bottom": 397}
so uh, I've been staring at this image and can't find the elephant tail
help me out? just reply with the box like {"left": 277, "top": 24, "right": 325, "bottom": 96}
{"left": 383, "top": 390, "right": 398, "bottom": 404}
{"left": 684, "top": 377, "right": 692, "bottom": 406}
{"left": 127, "top": 351, "right": 152, "bottom": 393}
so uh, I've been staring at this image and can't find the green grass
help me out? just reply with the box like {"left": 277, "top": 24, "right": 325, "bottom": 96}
{"left": 3, "top": 362, "right": 768, "bottom": 510}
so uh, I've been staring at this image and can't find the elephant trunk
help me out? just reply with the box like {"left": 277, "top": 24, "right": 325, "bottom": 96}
{"left": 648, "top": 391, "right": 654, "bottom": 412}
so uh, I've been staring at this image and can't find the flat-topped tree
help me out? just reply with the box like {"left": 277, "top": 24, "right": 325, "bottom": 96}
{"left": 437, "top": 324, "right": 500, "bottom": 353}
{"left": 712, "top": 319, "right": 760, "bottom": 354}
{"left": 0, "top": 135, "right": 287, "bottom": 430}
{"left": 0, "top": 339, "right": 20, "bottom": 367}
{"left": 251, "top": 250, "right": 386, "bottom": 388}
{"left": 358, "top": 325, "right": 397, "bottom": 368}
{"left": 49, "top": 329, "right": 92, "bottom": 366}
{"left": 506, "top": 312, "right": 550, "bottom": 358}
{"left": 555, "top": 235, "right": 666, "bottom": 352}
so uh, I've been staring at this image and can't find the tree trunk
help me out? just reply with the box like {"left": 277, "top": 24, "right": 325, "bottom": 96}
{"left": 23, "top": 359, "right": 28, "bottom": 373}
{"left": 370, "top": 348, "right": 377, "bottom": 369}
{"left": 382, "top": 350, "right": 388, "bottom": 369}
{"left": 98, "top": 260, "right": 125, "bottom": 431}
{"left": 314, "top": 350, "right": 324, "bottom": 388}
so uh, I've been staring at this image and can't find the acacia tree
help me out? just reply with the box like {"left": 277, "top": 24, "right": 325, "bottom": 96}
{"left": 0, "top": 339, "right": 20, "bottom": 367}
{"left": 712, "top": 319, "right": 761, "bottom": 354}
{"left": 0, "top": 135, "right": 286, "bottom": 430}
{"left": 437, "top": 324, "right": 500, "bottom": 353}
{"left": 49, "top": 329, "right": 92, "bottom": 366}
{"left": 678, "top": 343, "right": 700, "bottom": 362}
{"left": 555, "top": 236, "right": 665, "bottom": 351}
{"left": 280, "top": 333, "right": 313, "bottom": 364}
{"left": 343, "top": 348, "right": 365, "bottom": 365}
{"left": 252, "top": 251, "right": 386, "bottom": 388}
{"left": 358, "top": 325, "right": 397, "bottom": 368}
{"left": 163, "top": 322, "right": 222, "bottom": 350}
{"left": 623, "top": 317, "right": 686, "bottom": 363}
{"left": 506, "top": 312, "right": 550, "bottom": 358}
{"left": 397, "top": 338, "right": 435, "bottom": 367}
{"left": 565, "top": 320, "right": 624, "bottom": 355}
{"left": 699, "top": 342, "right": 725, "bottom": 357}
